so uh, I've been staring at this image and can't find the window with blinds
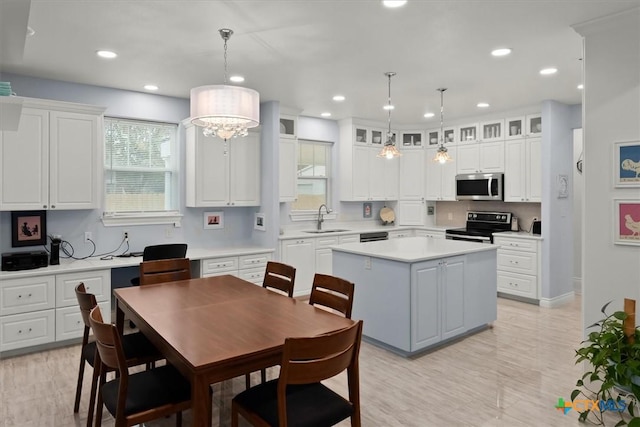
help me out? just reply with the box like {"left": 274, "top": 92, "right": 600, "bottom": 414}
{"left": 292, "top": 140, "right": 331, "bottom": 211}
{"left": 104, "top": 118, "right": 178, "bottom": 215}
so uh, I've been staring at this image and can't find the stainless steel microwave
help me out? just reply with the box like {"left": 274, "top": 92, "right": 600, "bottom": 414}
{"left": 455, "top": 173, "right": 504, "bottom": 201}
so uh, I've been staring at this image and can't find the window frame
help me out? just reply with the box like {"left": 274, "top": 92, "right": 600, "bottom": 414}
{"left": 290, "top": 139, "right": 335, "bottom": 221}
{"left": 101, "top": 117, "right": 182, "bottom": 227}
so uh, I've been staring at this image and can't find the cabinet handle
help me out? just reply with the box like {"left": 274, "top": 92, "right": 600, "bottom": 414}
{"left": 51, "top": 205, "right": 55, "bottom": 209}
{"left": 43, "top": 205, "right": 47, "bottom": 209}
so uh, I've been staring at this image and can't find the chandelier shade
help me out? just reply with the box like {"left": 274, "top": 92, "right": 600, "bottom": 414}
{"left": 190, "top": 28, "right": 260, "bottom": 140}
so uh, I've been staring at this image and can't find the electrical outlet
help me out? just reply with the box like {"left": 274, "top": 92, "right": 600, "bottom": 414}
{"left": 364, "top": 257, "right": 371, "bottom": 270}
{"left": 165, "top": 227, "right": 173, "bottom": 238}
{"left": 124, "top": 231, "right": 129, "bottom": 241}
{"left": 84, "top": 232, "right": 92, "bottom": 243}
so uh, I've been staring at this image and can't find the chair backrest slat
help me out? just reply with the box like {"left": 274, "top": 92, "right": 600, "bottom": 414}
{"left": 263, "top": 261, "right": 296, "bottom": 297}
{"left": 309, "top": 274, "right": 355, "bottom": 319}
{"left": 143, "top": 243, "right": 188, "bottom": 261}
{"left": 139, "top": 258, "right": 191, "bottom": 286}
{"left": 88, "top": 306, "right": 128, "bottom": 374}
{"left": 75, "top": 282, "right": 98, "bottom": 328}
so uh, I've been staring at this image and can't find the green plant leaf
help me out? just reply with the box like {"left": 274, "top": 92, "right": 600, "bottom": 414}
{"left": 579, "top": 411, "right": 589, "bottom": 422}
{"left": 571, "top": 389, "right": 581, "bottom": 400}
{"left": 614, "top": 311, "right": 629, "bottom": 321}
{"left": 628, "top": 418, "right": 640, "bottom": 427}
{"left": 602, "top": 300, "right": 613, "bottom": 314}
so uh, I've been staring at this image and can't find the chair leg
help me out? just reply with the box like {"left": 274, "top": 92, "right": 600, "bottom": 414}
{"left": 86, "top": 363, "right": 99, "bottom": 427}
{"left": 94, "top": 368, "right": 106, "bottom": 427}
{"left": 231, "top": 401, "right": 239, "bottom": 427}
{"left": 260, "top": 368, "right": 267, "bottom": 383}
{"left": 176, "top": 411, "right": 182, "bottom": 427}
{"left": 245, "top": 373, "right": 251, "bottom": 389}
{"left": 74, "top": 356, "right": 86, "bottom": 413}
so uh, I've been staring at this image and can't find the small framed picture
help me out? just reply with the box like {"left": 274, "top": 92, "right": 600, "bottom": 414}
{"left": 204, "top": 211, "right": 224, "bottom": 229}
{"left": 363, "top": 202, "right": 372, "bottom": 218}
{"left": 557, "top": 174, "right": 569, "bottom": 198}
{"left": 614, "top": 141, "right": 640, "bottom": 187}
{"left": 12, "top": 210, "right": 47, "bottom": 247}
{"left": 614, "top": 200, "right": 640, "bottom": 245}
{"left": 254, "top": 213, "right": 266, "bottom": 231}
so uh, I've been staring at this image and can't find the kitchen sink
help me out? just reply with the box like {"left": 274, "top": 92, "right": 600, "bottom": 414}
{"left": 304, "top": 229, "right": 351, "bottom": 234}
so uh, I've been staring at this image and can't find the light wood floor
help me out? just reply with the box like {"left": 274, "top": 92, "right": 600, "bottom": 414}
{"left": 0, "top": 296, "right": 609, "bottom": 426}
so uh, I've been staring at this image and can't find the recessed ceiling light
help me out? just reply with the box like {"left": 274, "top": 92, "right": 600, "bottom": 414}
{"left": 477, "top": 102, "right": 490, "bottom": 108}
{"left": 321, "top": 112, "right": 332, "bottom": 117}
{"left": 332, "top": 95, "right": 345, "bottom": 102}
{"left": 144, "top": 84, "right": 158, "bottom": 91}
{"left": 26, "top": 26, "right": 35, "bottom": 36}
{"left": 540, "top": 67, "right": 558, "bottom": 75}
{"left": 491, "top": 48, "right": 511, "bottom": 57}
{"left": 383, "top": 104, "right": 395, "bottom": 110}
{"left": 229, "top": 75, "right": 245, "bottom": 83}
{"left": 424, "top": 112, "right": 435, "bottom": 118}
{"left": 96, "top": 50, "right": 117, "bottom": 59}
{"left": 577, "top": 84, "right": 584, "bottom": 90}
{"left": 383, "top": 0, "right": 407, "bottom": 8}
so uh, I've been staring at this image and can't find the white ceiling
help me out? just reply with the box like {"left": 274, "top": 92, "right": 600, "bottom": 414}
{"left": 1, "top": 0, "right": 639, "bottom": 125}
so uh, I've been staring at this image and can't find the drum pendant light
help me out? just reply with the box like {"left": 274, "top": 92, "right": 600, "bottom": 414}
{"left": 190, "top": 29, "right": 260, "bottom": 140}
{"left": 377, "top": 72, "right": 402, "bottom": 159}
{"left": 433, "top": 88, "right": 453, "bottom": 164}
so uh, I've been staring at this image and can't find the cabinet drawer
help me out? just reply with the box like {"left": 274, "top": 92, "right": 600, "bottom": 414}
{"left": 497, "top": 249, "right": 537, "bottom": 275}
{"left": 339, "top": 235, "right": 359, "bottom": 244}
{"left": 498, "top": 271, "right": 536, "bottom": 298}
{"left": 315, "top": 236, "right": 339, "bottom": 248}
{"left": 0, "top": 309, "right": 55, "bottom": 351}
{"left": 56, "top": 270, "right": 111, "bottom": 307}
{"left": 0, "top": 276, "right": 55, "bottom": 316}
{"left": 239, "top": 253, "right": 271, "bottom": 269}
{"left": 238, "top": 267, "right": 265, "bottom": 285}
{"left": 389, "top": 230, "right": 413, "bottom": 239}
{"left": 201, "top": 257, "right": 238, "bottom": 275}
{"left": 55, "top": 301, "right": 110, "bottom": 342}
{"left": 493, "top": 237, "right": 536, "bottom": 252}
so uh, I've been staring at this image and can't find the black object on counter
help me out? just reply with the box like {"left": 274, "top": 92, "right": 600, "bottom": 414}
{"left": 532, "top": 220, "right": 542, "bottom": 235}
{"left": 50, "top": 237, "right": 61, "bottom": 265}
{"left": 1, "top": 251, "right": 49, "bottom": 271}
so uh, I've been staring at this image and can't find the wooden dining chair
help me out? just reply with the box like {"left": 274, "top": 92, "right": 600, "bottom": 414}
{"left": 309, "top": 273, "right": 355, "bottom": 319}
{"left": 130, "top": 244, "right": 188, "bottom": 286}
{"left": 139, "top": 257, "right": 191, "bottom": 286}
{"left": 245, "top": 261, "right": 297, "bottom": 388}
{"left": 232, "top": 320, "right": 364, "bottom": 427}
{"left": 89, "top": 305, "right": 192, "bottom": 427}
{"left": 74, "top": 283, "right": 162, "bottom": 427}
{"left": 261, "top": 261, "right": 296, "bottom": 297}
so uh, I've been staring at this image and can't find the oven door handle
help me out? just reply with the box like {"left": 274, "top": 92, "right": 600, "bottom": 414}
{"left": 446, "top": 234, "right": 491, "bottom": 242}
{"left": 487, "top": 177, "right": 492, "bottom": 196}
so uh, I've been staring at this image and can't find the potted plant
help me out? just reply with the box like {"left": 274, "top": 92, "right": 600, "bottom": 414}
{"left": 572, "top": 299, "right": 640, "bottom": 426}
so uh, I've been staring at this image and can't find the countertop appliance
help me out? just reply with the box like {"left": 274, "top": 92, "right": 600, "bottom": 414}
{"left": 2, "top": 251, "right": 49, "bottom": 271}
{"left": 445, "top": 211, "right": 512, "bottom": 244}
{"left": 360, "top": 231, "right": 389, "bottom": 242}
{"left": 455, "top": 173, "right": 504, "bottom": 201}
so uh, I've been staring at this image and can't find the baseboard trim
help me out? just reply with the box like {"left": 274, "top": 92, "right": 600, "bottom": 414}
{"left": 539, "top": 291, "right": 575, "bottom": 308}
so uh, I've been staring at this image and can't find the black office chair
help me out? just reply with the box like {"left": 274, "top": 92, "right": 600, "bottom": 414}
{"left": 131, "top": 244, "right": 188, "bottom": 286}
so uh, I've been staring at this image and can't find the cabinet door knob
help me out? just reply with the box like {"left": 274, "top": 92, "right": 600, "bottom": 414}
{"left": 51, "top": 205, "right": 55, "bottom": 208}
{"left": 43, "top": 205, "right": 47, "bottom": 209}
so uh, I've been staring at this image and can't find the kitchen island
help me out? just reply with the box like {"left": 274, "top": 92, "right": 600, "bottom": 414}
{"left": 332, "top": 237, "right": 497, "bottom": 356}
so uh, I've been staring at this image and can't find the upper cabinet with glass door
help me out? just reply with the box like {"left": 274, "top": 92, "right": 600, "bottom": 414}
{"left": 280, "top": 115, "right": 297, "bottom": 139}
{"left": 457, "top": 123, "right": 479, "bottom": 143}
{"left": 505, "top": 114, "right": 541, "bottom": 140}
{"left": 400, "top": 131, "right": 423, "bottom": 149}
{"left": 479, "top": 119, "right": 505, "bottom": 143}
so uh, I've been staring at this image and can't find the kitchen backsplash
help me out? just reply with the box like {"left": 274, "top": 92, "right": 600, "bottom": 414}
{"left": 434, "top": 201, "right": 541, "bottom": 232}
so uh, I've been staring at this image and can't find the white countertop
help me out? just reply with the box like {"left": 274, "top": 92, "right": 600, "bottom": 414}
{"left": 0, "top": 246, "right": 274, "bottom": 279}
{"left": 331, "top": 236, "right": 497, "bottom": 263}
{"left": 279, "top": 224, "right": 448, "bottom": 240}
{"left": 493, "top": 231, "right": 543, "bottom": 240}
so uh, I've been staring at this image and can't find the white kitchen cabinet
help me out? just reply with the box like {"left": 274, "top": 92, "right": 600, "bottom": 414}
{"left": 340, "top": 120, "right": 399, "bottom": 201}
{"left": 0, "top": 100, "right": 104, "bottom": 211}
{"left": 505, "top": 114, "right": 542, "bottom": 140}
{"left": 280, "top": 238, "right": 316, "bottom": 296}
{"left": 457, "top": 123, "right": 479, "bottom": 144}
{"left": 279, "top": 138, "right": 298, "bottom": 202}
{"left": 411, "top": 256, "right": 465, "bottom": 350}
{"left": 425, "top": 146, "right": 457, "bottom": 201}
{"left": 494, "top": 235, "right": 540, "bottom": 301}
{"left": 456, "top": 141, "right": 504, "bottom": 174}
{"left": 414, "top": 229, "right": 445, "bottom": 239}
{"left": 279, "top": 115, "right": 297, "bottom": 139}
{"left": 398, "top": 149, "right": 424, "bottom": 200}
{"left": 400, "top": 131, "right": 424, "bottom": 149}
{"left": 185, "top": 125, "right": 260, "bottom": 207}
{"left": 479, "top": 119, "right": 505, "bottom": 142}
{"left": 200, "top": 252, "right": 271, "bottom": 284}
{"left": 315, "top": 235, "right": 338, "bottom": 276}
{"left": 504, "top": 138, "right": 541, "bottom": 202}
{"left": 397, "top": 201, "right": 425, "bottom": 226}
{"left": 388, "top": 229, "right": 414, "bottom": 239}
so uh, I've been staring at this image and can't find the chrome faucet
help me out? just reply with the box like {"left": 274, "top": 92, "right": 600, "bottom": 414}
{"left": 317, "top": 204, "right": 331, "bottom": 230}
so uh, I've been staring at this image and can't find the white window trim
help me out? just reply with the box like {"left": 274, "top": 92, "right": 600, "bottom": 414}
{"left": 289, "top": 211, "right": 338, "bottom": 222}
{"left": 292, "top": 139, "right": 333, "bottom": 214}
{"left": 101, "top": 211, "right": 183, "bottom": 227}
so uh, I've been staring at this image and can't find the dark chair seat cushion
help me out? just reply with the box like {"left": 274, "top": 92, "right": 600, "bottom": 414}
{"left": 101, "top": 365, "right": 191, "bottom": 417}
{"left": 82, "top": 332, "right": 160, "bottom": 367}
{"left": 233, "top": 379, "right": 353, "bottom": 427}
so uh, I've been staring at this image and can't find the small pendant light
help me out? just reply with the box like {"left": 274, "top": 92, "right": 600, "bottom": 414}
{"left": 433, "top": 88, "right": 453, "bottom": 164}
{"left": 377, "top": 72, "right": 402, "bottom": 159}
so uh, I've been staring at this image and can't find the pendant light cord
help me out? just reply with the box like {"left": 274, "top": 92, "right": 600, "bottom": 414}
{"left": 438, "top": 88, "right": 447, "bottom": 147}
{"left": 219, "top": 28, "right": 233, "bottom": 85}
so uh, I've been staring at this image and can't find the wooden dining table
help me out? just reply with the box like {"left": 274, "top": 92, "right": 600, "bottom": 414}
{"left": 113, "top": 274, "right": 354, "bottom": 427}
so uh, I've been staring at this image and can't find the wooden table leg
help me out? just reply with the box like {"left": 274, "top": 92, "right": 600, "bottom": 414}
{"left": 191, "top": 375, "right": 213, "bottom": 427}
{"left": 115, "top": 299, "right": 124, "bottom": 335}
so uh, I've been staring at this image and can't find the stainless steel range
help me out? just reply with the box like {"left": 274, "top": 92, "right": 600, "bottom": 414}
{"left": 445, "top": 211, "right": 512, "bottom": 244}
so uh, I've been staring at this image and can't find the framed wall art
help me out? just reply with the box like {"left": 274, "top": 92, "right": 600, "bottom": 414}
{"left": 254, "top": 213, "right": 266, "bottom": 231}
{"left": 203, "top": 211, "right": 224, "bottom": 229}
{"left": 614, "top": 200, "right": 640, "bottom": 246}
{"left": 11, "top": 210, "right": 47, "bottom": 247}
{"left": 614, "top": 141, "right": 640, "bottom": 187}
